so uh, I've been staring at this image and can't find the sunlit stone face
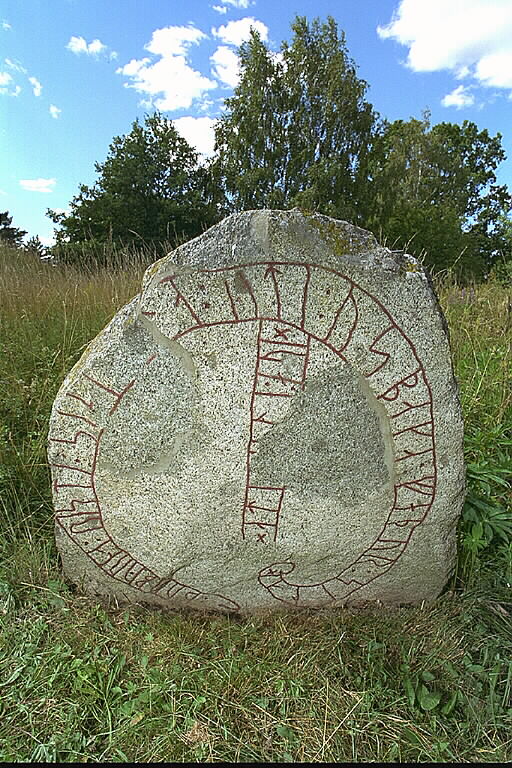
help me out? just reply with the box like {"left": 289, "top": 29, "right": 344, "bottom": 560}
{"left": 48, "top": 211, "right": 464, "bottom": 613}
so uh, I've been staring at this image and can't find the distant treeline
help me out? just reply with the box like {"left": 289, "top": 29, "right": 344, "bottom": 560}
{"left": 4, "top": 17, "right": 512, "bottom": 279}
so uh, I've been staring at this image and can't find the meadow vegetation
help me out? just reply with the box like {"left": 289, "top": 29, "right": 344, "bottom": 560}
{"left": 0, "top": 242, "right": 511, "bottom": 763}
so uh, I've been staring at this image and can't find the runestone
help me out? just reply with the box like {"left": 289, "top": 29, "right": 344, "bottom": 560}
{"left": 48, "top": 210, "right": 465, "bottom": 613}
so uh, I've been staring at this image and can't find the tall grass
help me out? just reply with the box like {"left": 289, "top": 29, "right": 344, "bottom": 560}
{"left": 437, "top": 275, "right": 511, "bottom": 591}
{"left": 0, "top": 245, "right": 148, "bottom": 577}
{"left": 0, "top": 243, "right": 511, "bottom": 763}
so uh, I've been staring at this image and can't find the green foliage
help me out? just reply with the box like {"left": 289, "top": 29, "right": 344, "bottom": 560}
{"left": 403, "top": 668, "right": 454, "bottom": 714}
{"left": 0, "top": 210, "right": 27, "bottom": 248}
{"left": 0, "top": 577, "right": 511, "bottom": 762}
{"left": 439, "top": 276, "right": 512, "bottom": 588}
{"left": 48, "top": 237, "right": 167, "bottom": 270}
{"left": 491, "top": 258, "right": 512, "bottom": 286}
{"left": 458, "top": 429, "right": 512, "bottom": 579}
{"left": 48, "top": 113, "right": 218, "bottom": 259}
{"left": 213, "top": 16, "right": 377, "bottom": 222}
{"left": 24, "top": 234, "right": 47, "bottom": 258}
{"left": 213, "top": 16, "right": 511, "bottom": 278}
{"left": 39, "top": 15, "right": 512, "bottom": 279}
{"left": 367, "top": 114, "right": 512, "bottom": 276}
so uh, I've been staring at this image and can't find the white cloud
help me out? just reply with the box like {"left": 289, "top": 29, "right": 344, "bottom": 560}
{"left": 145, "top": 25, "right": 206, "bottom": 57}
{"left": 197, "top": 96, "right": 218, "bottom": 113}
{"left": 212, "top": 17, "right": 268, "bottom": 47}
{"left": 29, "top": 76, "right": 42, "bottom": 96}
{"left": 455, "top": 65, "right": 471, "bottom": 79}
{"left": 88, "top": 39, "right": 107, "bottom": 55}
{"left": 441, "top": 84, "right": 475, "bottom": 108}
{"left": 116, "top": 25, "right": 217, "bottom": 111}
{"left": 211, "top": 45, "right": 240, "bottom": 87}
{"left": 2, "top": 20, "right": 11, "bottom": 31}
{"left": 378, "top": 0, "right": 512, "bottom": 97}
{"left": 39, "top": 234, "right": 56, "bottom": 247}
{"left": 0, "top": 71, "right": 19, "bottom": 95}
{"left": 221, "top": 0, "right": 252, "bottom": 8}
{"left": 476, "top": 50, "right": 512, "bottom": 87}
{"left": 5, "top": 58, "right": 26, "bottom": 73}
{"left": 49, "top": 104, "right": 61, "bottom": 119}
{"left": 121, "top": 57, "right": 151, "bottom": 76}
{"left": 67, "top": 36, "right": 87, "bottom": 54}
{"left": 212, "top": 0, "right": 252, "bottom": 11}
{"left": 3, "top": 60, "right": 43, "bottom": 98}
{"left": 174, "top": 116, "right": 216, "bottom": 157}
{"left": 19, "top": 178, "right": 56, "bottom": 193}
{"left": 66, "top": 35, "right": 107, "bottom": 56}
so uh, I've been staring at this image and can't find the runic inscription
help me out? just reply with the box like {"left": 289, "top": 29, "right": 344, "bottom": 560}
{"left": 50, "top": 372, "right": 241, "bottom": 613}
{"left": 151, "top": 261, "right": 437, "bottom": 606}
{"left": 50, "top": 252, "right": 442, "bottom": 612}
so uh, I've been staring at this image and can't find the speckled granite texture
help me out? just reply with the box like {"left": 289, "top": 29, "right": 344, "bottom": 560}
{"left": 48, "top": 210, "right": 465, "bottom": 614}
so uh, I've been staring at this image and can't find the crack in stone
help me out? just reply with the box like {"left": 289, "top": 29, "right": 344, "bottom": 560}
{"left": 137, "top": 308, "right": 197, "bottom": 384}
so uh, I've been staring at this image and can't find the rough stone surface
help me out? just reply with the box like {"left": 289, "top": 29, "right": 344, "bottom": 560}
{"left": 48, "top": 210, "right": 465, "bottom": 614}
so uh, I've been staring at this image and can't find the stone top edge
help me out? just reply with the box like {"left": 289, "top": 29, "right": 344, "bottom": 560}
{"left": 142, "top": 210, "right": 427, "bottom": 291}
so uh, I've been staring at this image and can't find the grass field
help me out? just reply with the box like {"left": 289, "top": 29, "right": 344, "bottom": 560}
{"left": 0, "top": 244, "right": 511, "bottom": 763}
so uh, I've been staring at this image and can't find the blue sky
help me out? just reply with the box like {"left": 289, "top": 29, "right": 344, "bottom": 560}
{"left": 2, "top": 0, "right": 512, "bottom": 243}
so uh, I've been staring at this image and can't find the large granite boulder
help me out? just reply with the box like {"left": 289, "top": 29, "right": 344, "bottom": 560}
{"left": 48, "top": 210, "right": 465, "bottom": 613}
